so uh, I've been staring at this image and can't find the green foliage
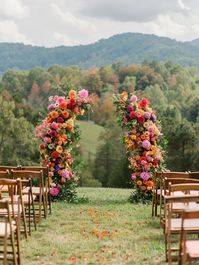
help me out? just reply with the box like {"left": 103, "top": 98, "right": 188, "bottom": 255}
{"left": 0, "top": 96, "right": 38, "bottom": 165}
{"left": 93, "top": 120, "right": 131, "bottom": 187}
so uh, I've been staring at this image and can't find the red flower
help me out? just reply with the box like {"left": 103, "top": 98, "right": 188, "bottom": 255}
{"left": 138, "top": 98, "right": 148, "bottom": 109}
{"left": 138, "top": 116, "right": 145, "bottom": 123}
{"left": 51, "top": 151, "right": 58, "bottom": 159}
{"left": 129, "top": 111, "right": 137, "bottom": 119}
{"left": 67, "top": 98, "right": 75, "bottom": 110}
{"left": 40, "top": 144, "right": 45, "bottom": 150}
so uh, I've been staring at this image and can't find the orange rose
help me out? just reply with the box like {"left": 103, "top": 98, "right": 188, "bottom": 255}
{"left": 141, "top": 186, "right": 147, "bottom": 191}
{"left": 47, "top": 117, "right": 52, "bottom": 123}
{"left": 69, "top": 90, "right": 77, "bottom": 98}
{"left": 59, "top": 102, "right": 67, "bottom": 109}
{"left": 50, "top": 111, "right": 59, "bottom": 119}
{"left": 137, "top": 180, "right": 142, "bottom": 185}
{"left": 62, "top": 110, "right": 69, "bottom": 119}
{"left": 147, "top": 181, "right": 154, "bottom": 187}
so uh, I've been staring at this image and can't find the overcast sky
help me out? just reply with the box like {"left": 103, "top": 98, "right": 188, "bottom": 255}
{"left": 0, "top": 0, "right": 199, "bottom": 47}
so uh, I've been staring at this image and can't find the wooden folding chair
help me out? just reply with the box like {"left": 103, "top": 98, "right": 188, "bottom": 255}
{"left": 20, "top": 166, "right": 51, "bottom": 216}
{"left": 152, "top": 171, "right": 162, "bottom": 217}
{"left": 164, "top": 184, "right": 199, "bottom": 264}
{"left": 11, "top": 170, "right": 46, "bottom": 223}
{"left": 0, "top": 179, "right": 28, "bottom": 240}
{"left": 159, "top": 172, "right": 190, "bottom": 223}
{"left": 11, "top": 171, "right": 37, "bottom": 235}
{"left": 0, "top": 200, "right": 20, "bottom": 265}
{"left": 179, "top": 210, "right": 199, "bottom": 265}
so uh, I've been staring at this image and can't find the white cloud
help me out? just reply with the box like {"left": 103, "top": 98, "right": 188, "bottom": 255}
{"left": 0, "top": 0, "right": 28, "bottom": 19}
{"left": 0, "top": 0, "right": 199, "bottom": 46}
{"left": 0, "top": 20, "right": 29, "bottom": 43}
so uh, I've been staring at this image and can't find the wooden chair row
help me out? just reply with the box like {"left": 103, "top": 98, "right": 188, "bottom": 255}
{"left": 161, "top": 182, "right": 199, "bottom": 264}
{"left": 0, "top": 165, "right": 52, "bottom": 264}
{"left": 152, "top": 171, "right": 199, "bottom": 218}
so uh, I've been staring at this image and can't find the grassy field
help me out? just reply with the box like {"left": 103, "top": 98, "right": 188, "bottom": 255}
{"left": 21, "top": 188, "right": 166, "bottom": 265}
{"left": 77, "top": 120, "right": 104, "bottom": 161}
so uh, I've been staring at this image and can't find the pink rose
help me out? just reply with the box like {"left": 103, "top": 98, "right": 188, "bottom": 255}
{"left": 144, "top": 112, "right": 151, "bottom": 119}
{"left": 50, "top": 187, "right": 60, "bottom": 196}
{"left": 51, "top": 122, "right": 59, "bottom": 130}
{"left": 78, "top": 89, "right": 89, "bottom": 98}
{"left": 131, "top": 173, "right": 136, "bottom": 181}
{"left": 142, "top": 140, "right": 151, "bottom": 150}
{"left": 129, "top": 95, "right": 137, "bottom": 102}
{"left": 61, "top": 169, "right": 70, "bottom": 179}
{"left": 56, "top": 97, "right": 65, "bottom": 104}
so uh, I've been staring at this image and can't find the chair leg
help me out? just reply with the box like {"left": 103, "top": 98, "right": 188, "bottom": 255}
{"left": 31, "top": 197, "right": 37, "bottom": 230}
{"left": 49, "top": 192, "right": 52, "bottom": 214}
{"left": 10, "top": 230, "right": 17, "bottom": 265}
{"left": 16, "top": 224, "right": 21, "bottom": 265}
{"left": 3, "top": 234, "right": 7, "bottom": 265}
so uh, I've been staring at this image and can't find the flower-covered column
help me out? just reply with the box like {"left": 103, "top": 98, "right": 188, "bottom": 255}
{"left": 36, "top": 89, "right": 91, "bottom": 201}
{"left": 114, "top": 92, "right": 164, "bottom": 203}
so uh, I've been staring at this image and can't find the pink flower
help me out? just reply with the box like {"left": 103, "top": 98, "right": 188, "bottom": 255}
{"left": 56, "top": 97, "right": 65, "bottom": 104}
{"left": 51, "top": 122, "right": 59, "bottom": 130}
{"left": 146, "top": 156, "right": 152, "bottom": 162}
{"left": 142, "top": 140, "right": 151, "bottom": 150}
{"left": 48, "top": 104, "right": 56, "bottom": 111}
{"left": 140, "top": 172, "right": 150, "bottom": 181}
{"left": 61, "top": 169, "right": 70, "bottom": 179}
{"left": 144, "top": 112, "right": 151, "bottom": 119}
{"left": 78, "top": 89, "right": 89, "bottom": 98}
{"left": 148, "top": 127, "right": 153, "bottom": 133}
{"left": 50, "top": 187, "right": 60, "bottom": 196}
{"left": 131, "top": 173, "right": 136, "bottom": 181}
{"left": 129, "top": 95, "right": 137, "bottom": 102}
{"left": 141, "top": 160, "right": 147, "bottom": 165}
{"left": 48, "top": 171, "right": 54, "bottom": 177}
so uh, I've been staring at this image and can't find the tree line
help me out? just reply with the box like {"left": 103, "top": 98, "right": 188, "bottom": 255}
{"left": 0, "top": 61, "right": 198, "bottom": 187}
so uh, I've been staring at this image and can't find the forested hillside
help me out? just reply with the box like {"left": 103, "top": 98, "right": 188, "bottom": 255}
{"left": 0, "top": 61, "right": 198, "bottom": 187}
{"left": 1, "top": 33, "right": 199, "bottom": 74}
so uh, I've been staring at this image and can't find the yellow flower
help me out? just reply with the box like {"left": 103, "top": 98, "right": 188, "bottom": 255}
{"left": 56, "top": 145, "right": 63, "bottom": 153}
{"left": 62, "top": 123, "right": 68, "bottom": 128}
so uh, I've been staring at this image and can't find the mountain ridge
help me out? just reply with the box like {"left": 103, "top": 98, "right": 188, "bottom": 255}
{"left": 1, "top": 32, "right": 199, "bottom": 73}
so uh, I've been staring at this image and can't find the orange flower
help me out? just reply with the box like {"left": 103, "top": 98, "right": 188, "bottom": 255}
{"left": 59, "top": 102, "right": 67, "bottom": 109}
{"left": 47, "top": 117, "right": 52, "bottom": 123}
{"left": 137, "top": 180, "right": 142, "bottom": 185}
{"left": 141, "top": 134, "right": 145, "bottom": 140}
{"left": 69, "top": 90, "right": 77, "bottom": 98}
{"left": 141, "top": 186, "right": 147, "bottom": 191}
{"left": 147, "top": 181, "right": 154, "bottom": 187}
{"left": 50, "top": 111, "right": 59, "bottom": 119}
{"left": 120, "top": 91, "right": 128, "bottom": 101}
{"left": 62, "top": 110, "right": 69, "bottom": 119}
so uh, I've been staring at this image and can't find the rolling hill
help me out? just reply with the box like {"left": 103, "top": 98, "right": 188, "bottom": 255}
{"left": 1, "top": 32, "right": 199, "bottom": 73}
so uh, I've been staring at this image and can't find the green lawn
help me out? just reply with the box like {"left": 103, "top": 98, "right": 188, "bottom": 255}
{"left": 77, "top": 121, "right": 104, "bottom": 161}
{"left": 21, "top": 188, "right": 166, "bottom": 265}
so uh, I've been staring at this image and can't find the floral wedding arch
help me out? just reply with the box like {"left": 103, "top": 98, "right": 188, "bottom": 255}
{"left": 114, "top": 92, "right": 164, "bottom": 202}
{"left": 35, "top": 89, "right": 92, "bottom": 201}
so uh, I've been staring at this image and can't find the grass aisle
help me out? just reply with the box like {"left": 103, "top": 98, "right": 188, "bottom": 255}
{"left": 21, "top": 188, "right": 166, "bottom": 265}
